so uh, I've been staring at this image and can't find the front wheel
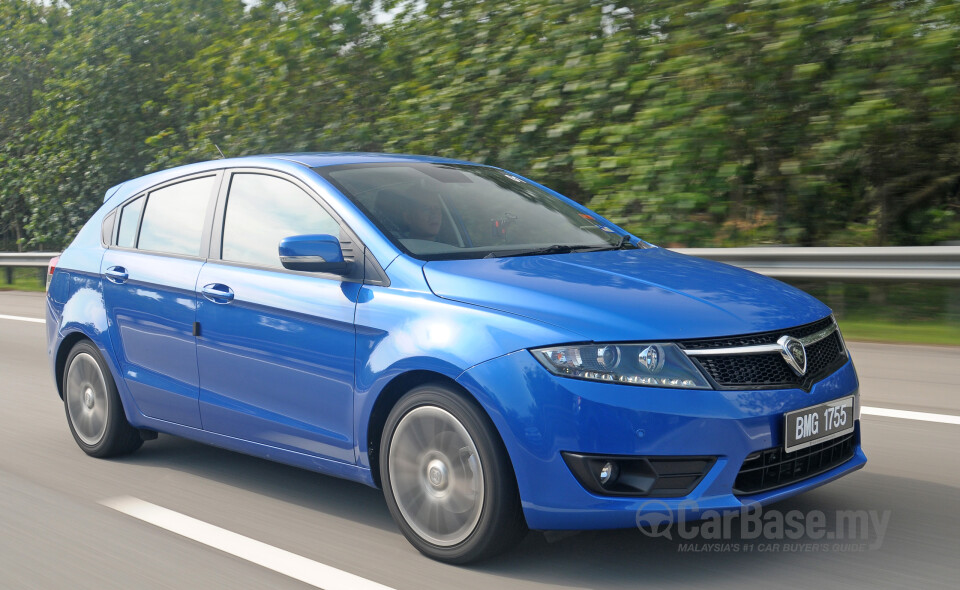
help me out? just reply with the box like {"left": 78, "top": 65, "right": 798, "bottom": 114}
{"left": 380, "top": 385, "right": 526, "bottom": 563}
{"left": 63, "top": 340, "right": 143, "bottom": 457}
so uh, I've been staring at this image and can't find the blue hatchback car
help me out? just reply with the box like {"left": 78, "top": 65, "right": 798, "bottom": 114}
{"left": 46, "top": 153, "right": 865, "bottom": 562}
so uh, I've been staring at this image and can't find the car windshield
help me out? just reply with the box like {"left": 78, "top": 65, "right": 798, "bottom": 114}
{"left": 316, "top": 163, "right": 626, "bottom": 261}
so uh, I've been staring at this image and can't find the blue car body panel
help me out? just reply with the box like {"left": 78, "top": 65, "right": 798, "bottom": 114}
{"left": 456, "top": 350, "right": 864, "bottom": 529}
{"left": 423, "top": 248, "right": 831, "bottom": 341}
{"left": 47, "top": 152, "right": 865, "bottom": 529}
{"left": 351, "top": 261, "right": 581, "bottom": 468}
{"left": 195, "top": 261, "right": 359, "bottom": 463}
{"left": 100, "top": 249, "right": 205, "bottom": 428}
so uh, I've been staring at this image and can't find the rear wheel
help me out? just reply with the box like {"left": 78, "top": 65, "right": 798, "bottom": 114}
{"left": 380, "top": 384, "right": 526, "bottom": 563}
{"left": 63, "top": 340, "right": 142, "bottom": 457}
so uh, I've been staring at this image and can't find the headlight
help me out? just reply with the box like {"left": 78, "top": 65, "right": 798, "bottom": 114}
{"left": 530, "top": 343, "right": 712, "bottom": 389}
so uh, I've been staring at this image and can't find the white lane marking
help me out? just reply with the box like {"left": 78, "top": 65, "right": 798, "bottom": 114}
{"left": 100, "top": 496, "right": 396, "bottom": 590}
{"left": 0, "top": 314, "right": 44, "bottom": 324}
{"left": 861, "top": 406, "right": 960, "bottom": 426}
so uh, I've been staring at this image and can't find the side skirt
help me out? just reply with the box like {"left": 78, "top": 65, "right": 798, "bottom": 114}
{"left": 130, "top": 415, "right": 378, "bottom": 489}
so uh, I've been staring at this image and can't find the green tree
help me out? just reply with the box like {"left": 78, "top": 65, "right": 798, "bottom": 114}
{"left": 0, "top": 0, "right": 63, "bottom": 250}
{"left": 150, "top": 0, "right": 383, "bottom": 166}
{"left": 20, "top": 0, "right": 245, "bottom": 248}
{"left": 1, "top": 0, "right": 958, "bottom": 249}
{"left": 571, "top": 0, "right": 960, "bottom": 246}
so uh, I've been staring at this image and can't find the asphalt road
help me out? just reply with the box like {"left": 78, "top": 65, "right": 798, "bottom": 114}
{"left": 1, "top": 290, "right": 958, "bottom": 589}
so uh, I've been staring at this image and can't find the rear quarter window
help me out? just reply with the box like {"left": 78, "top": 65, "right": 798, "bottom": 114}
{"left": 116, "top": 196, "right": 144, "bottom": 248}
{"left": 101, "top": 211, "right": 116, "bottom": 246}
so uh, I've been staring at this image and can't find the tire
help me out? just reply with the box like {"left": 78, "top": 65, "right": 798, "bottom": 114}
{"left": 63, "top": 340, "right": 143, "bottom": 458}
{"left": 380, "top": 384, "right": 527, "bottom": 563}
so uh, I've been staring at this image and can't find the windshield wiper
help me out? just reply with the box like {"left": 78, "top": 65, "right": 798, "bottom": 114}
{"left": 483, "top": 244, "right": 612, "bottom": 259}
{"left": 615, "top": 234, "right": 635, "bottom": 249}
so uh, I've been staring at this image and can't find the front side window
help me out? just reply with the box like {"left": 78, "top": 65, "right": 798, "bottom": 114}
{"left": 318, "top": 163, "right": 625, "bottom": 260}
{"left": 221, "top": 173, "right": 341, "bottom": 268}
{"left": 137, "top": 176, "right": 215, "bottom": 256}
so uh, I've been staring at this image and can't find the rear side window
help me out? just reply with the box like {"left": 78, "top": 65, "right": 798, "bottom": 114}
{"left": 221, "top": 173, "right": 340, "bottom": 268}
{"left": 137, "top": 176, "right": 215, "bottom": 256}
{"left": 116, "top": 196, "right": 144, "bottom": 248}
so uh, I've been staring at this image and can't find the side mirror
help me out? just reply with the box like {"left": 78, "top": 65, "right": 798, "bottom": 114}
{"left": 278, "top": 234, "right": 348, "bottom": 274}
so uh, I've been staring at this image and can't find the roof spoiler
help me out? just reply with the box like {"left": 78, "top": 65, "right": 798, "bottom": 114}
{"left": 103, "top": 181, "right": 126, "bottom": 203}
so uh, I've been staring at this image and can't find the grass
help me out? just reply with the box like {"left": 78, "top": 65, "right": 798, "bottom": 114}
{"left": 837, "top": 318, "right": 960, "bottom": 347}
{"left": 0, "top": 267, "right": 46, "bottom": 292}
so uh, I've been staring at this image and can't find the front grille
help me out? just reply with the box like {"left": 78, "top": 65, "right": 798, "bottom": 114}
{"left": 681, "top": 316, "right": 834, "bottom": 351}
{"left": 733, "top": 432, "right": 856, "bottom": 495}
{"left": 695, "top": 352, "right": 795, "bottom": 387}
{"left": 682, "top": 317, "right": 847, "bottom": 390}
{"left": 694, "top": 332, "right": 844, "bottom": 389}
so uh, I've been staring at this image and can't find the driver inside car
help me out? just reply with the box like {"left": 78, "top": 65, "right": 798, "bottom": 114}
{"left": 400, "top": 191, "right": 444, "bottom": 241}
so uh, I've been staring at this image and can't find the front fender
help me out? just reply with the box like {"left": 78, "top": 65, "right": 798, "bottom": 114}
{"left": 353, "top": 283, "right": 580, "bottom": 468}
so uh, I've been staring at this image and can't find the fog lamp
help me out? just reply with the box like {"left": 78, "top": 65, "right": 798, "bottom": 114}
{"left": 599, "top": 462, "right": 619, "bottom": 486}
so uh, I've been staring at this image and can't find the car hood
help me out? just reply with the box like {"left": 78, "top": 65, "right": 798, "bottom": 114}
{"left": 422, "top": 248, "right": 831, "bottom": 342}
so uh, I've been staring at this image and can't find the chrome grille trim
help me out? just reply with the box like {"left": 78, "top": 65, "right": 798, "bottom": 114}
{"left": 684, "top": 320, "right": 839, "bottom": 357}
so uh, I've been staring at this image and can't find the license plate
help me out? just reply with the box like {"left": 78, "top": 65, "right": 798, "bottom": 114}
{"left": 784, "top": 396, "right": 855, "bottom": 453}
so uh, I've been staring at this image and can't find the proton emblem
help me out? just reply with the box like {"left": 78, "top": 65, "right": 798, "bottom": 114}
{"left": 777, "top": 335, "right": 807, "bottom": 376}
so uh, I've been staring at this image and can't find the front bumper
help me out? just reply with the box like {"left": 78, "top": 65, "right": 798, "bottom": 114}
{"left": 457, "top": 350, "right": 866, "bottom": 530}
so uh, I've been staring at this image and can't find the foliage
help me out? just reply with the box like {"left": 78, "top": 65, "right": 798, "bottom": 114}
{"left": 16, "top": 0, "right": 247, "bottom": 248}
{"left": 0, "top": 0, "right": 61, "bottom": 250}
{"left": 0, "top": 0, "right": 958, "bottom": 250}
{"left": 0, "top": 266, "right": 45, "bottom": 291}
{"left": 147, "top": 0, "right": 383, "bottom": 166}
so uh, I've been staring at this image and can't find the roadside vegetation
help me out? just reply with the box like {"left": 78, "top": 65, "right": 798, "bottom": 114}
{"left": 2, "top": 0, "right": 958, "bottom": 252}
{"left": 0, "top": 267, "right": 45, "bottom": 292}
{"left": 838, "top": 320, "right": 960, "bottom": 347}
{"left": 790, "top": 282, "right": 960, "bottom": 346}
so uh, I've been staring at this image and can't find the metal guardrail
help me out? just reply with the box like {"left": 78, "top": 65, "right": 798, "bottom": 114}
{"left": 1, "top": 247, "right": 959, "bottom": 283}
{"left": 0, "top": 252, "right": 60, "bottom": 267}
{"left": 672, "top": 246, "right": 960, "bottom": 282}
{"left": 0, "top": 252, "right": 59, "bottom": 285}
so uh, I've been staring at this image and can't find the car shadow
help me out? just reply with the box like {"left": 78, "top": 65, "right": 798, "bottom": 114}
{"left": 472, "top": 471, "right": 957, "bottom": 588}
{"left": 114, "top": 436, "right": 956, "bottom": 588}
{"left": 114, "top": 433, "right": 395, "bottom": 531}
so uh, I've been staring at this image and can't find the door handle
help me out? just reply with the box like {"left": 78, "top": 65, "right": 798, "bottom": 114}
{"left": 201, "top": 283, "right": 234, "bottom": 304}
{"left": 104, "top": 266, "right": 128, "bottom": 284}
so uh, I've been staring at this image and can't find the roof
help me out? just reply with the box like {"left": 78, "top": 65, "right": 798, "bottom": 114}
{"left": 103, "top": 152, "right": 484, "bottom": 203}
{"left": 255, "top": 152, "right": 479, "bottom": 168}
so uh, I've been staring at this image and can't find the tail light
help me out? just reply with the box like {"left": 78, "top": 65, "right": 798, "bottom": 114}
{"left": 46, "top": 256, "right": 59, "bottom": 291}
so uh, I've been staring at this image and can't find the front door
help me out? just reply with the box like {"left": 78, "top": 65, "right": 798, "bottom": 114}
{"left": 196, "top": 171, "right": 359, "bottom": 463}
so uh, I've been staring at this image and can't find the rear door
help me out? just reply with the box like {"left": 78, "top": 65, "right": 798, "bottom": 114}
{"left": 100, "top": 173, "right": 220, "bottom": 428}
{"left": 195, "top": 170, "right": 361, "bottom": 463}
